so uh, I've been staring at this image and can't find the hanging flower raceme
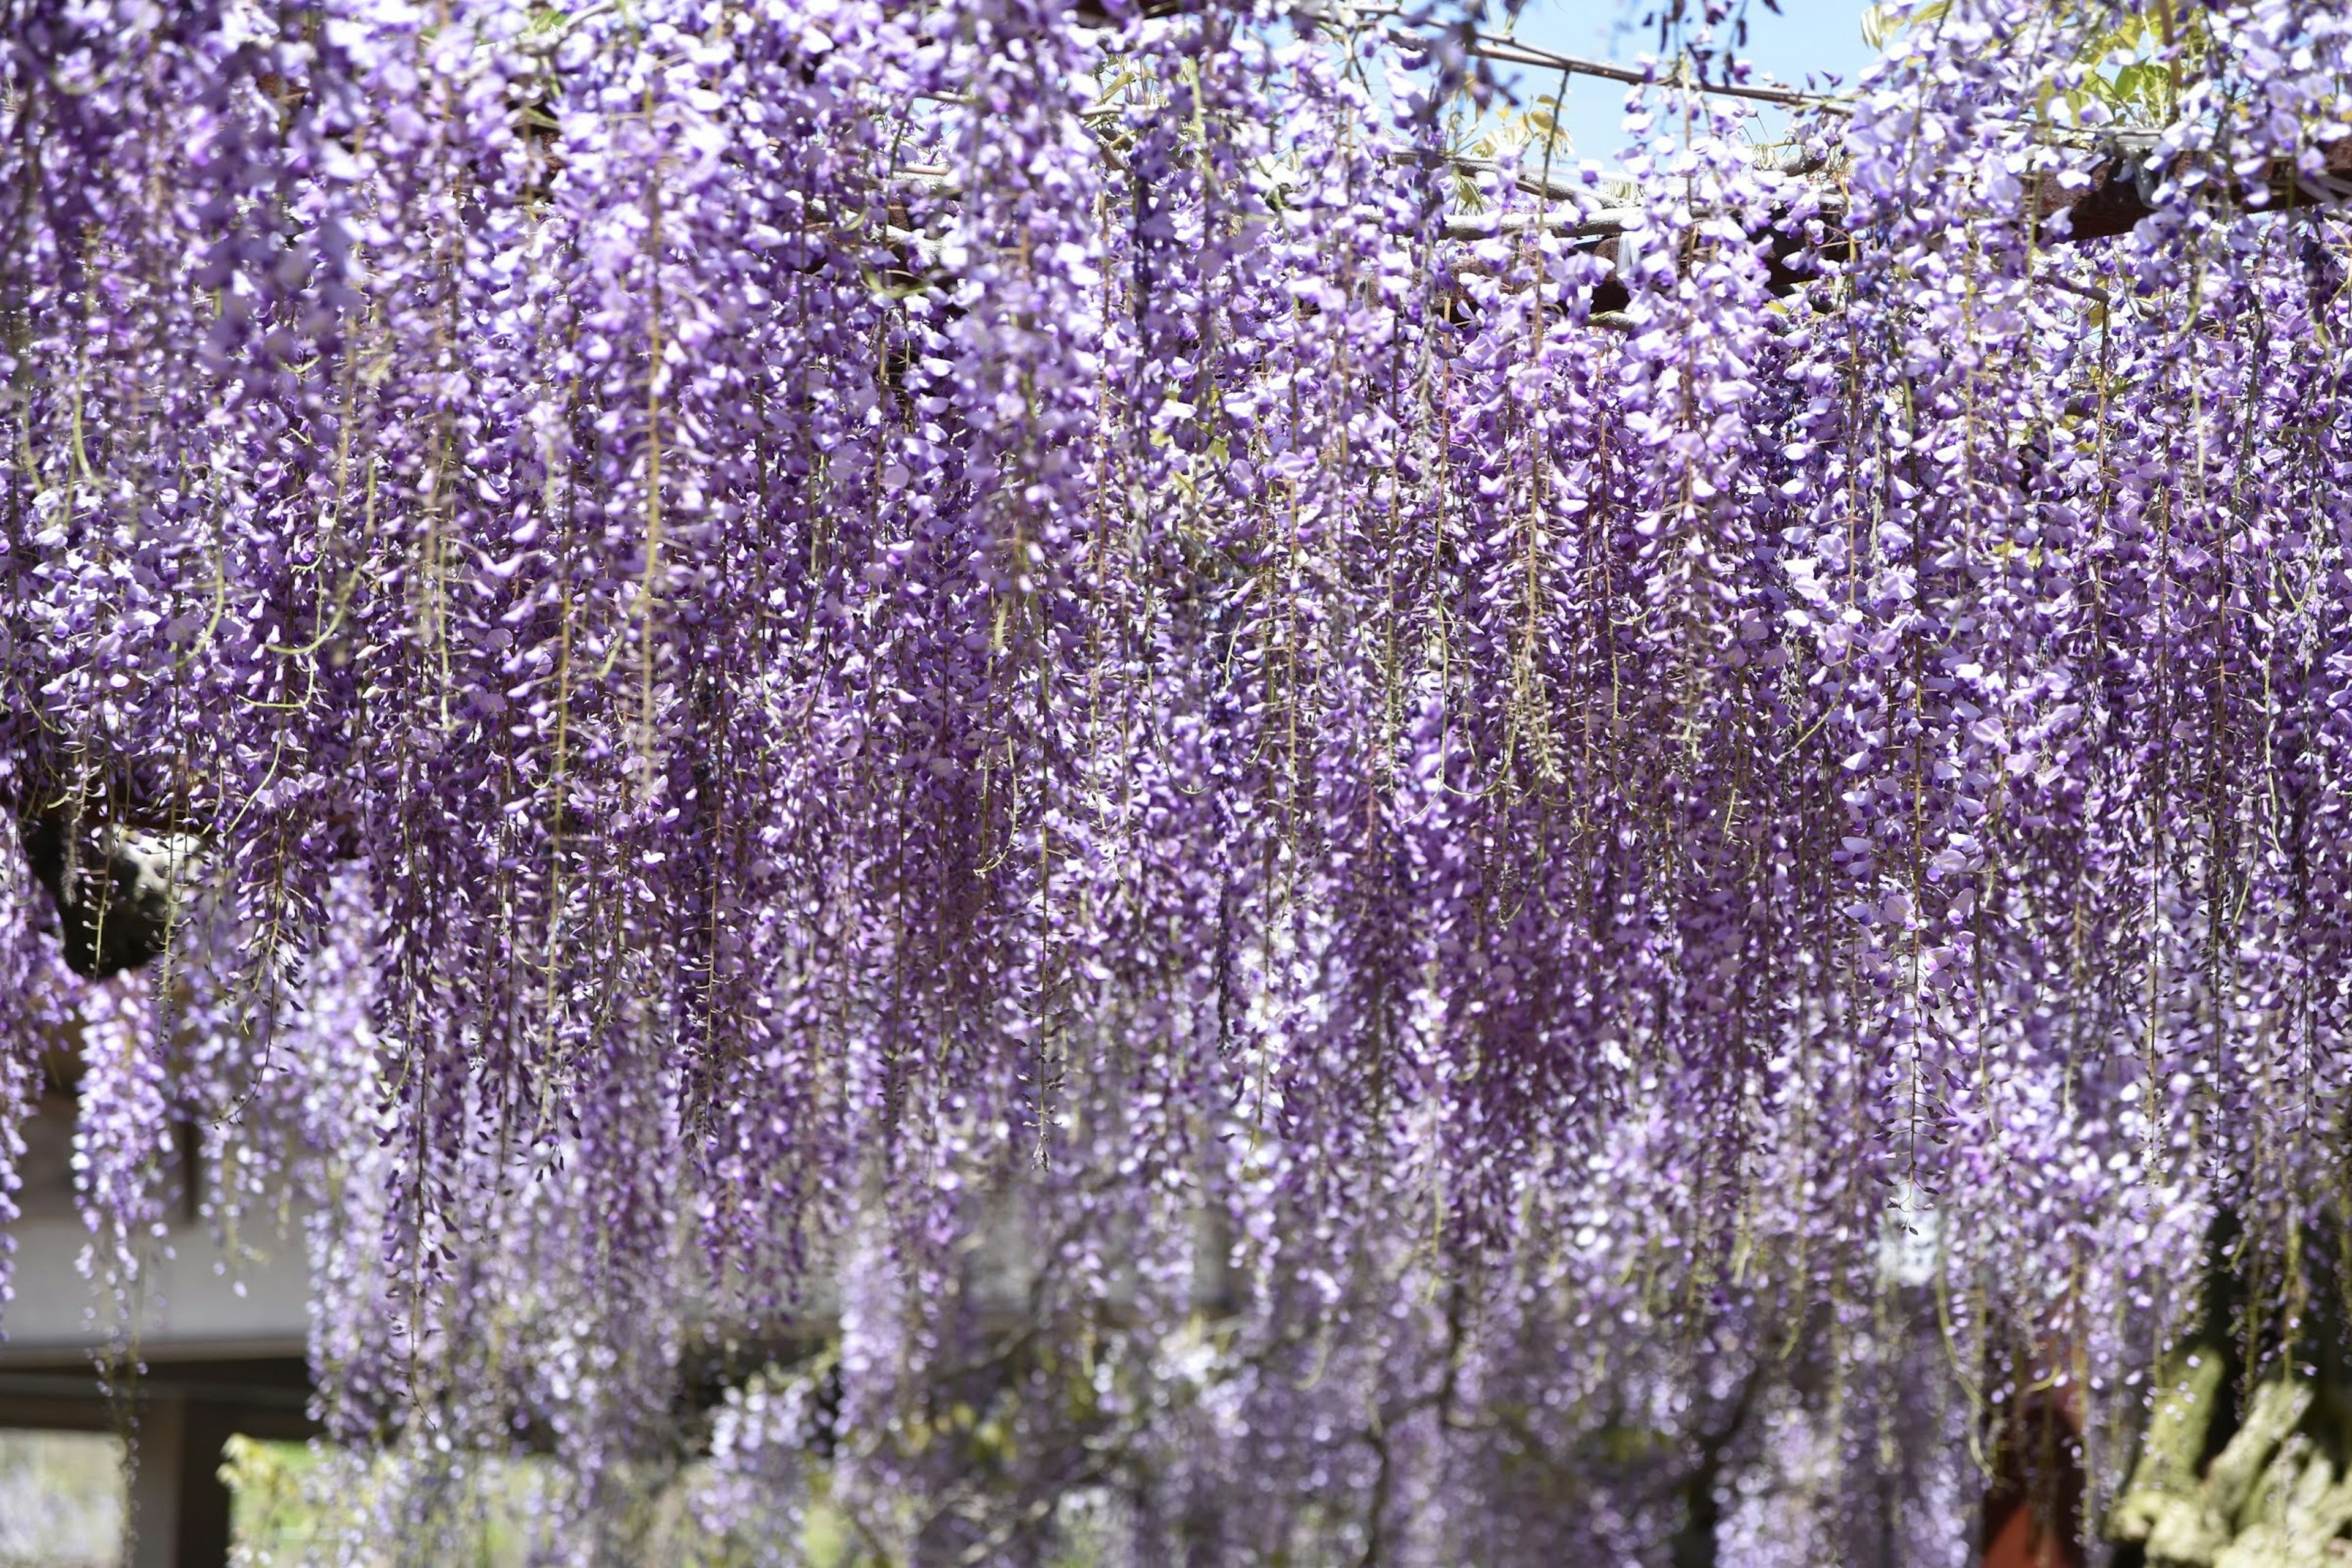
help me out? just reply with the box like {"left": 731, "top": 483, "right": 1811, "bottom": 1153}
{"left": 4, "top": 0, "right": 2351, "bottom": 1559}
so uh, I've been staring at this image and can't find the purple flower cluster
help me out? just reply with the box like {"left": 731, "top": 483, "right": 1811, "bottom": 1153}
{"left": 2, "top": 0, "right": 2350, "bottom": 1556}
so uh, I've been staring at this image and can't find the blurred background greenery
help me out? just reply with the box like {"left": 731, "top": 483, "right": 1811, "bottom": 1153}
{"left": 0, "top": 1431, "right": 120, "bottom": 1568}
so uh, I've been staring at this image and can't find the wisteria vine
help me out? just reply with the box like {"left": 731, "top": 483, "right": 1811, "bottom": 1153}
{"left": 3, "top": 0, "right": 2350, "bottom": 1559}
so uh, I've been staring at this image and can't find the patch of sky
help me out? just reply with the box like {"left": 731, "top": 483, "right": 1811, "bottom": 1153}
{"left": 1472, "top": 0, "right": 1886, "bottom": 168}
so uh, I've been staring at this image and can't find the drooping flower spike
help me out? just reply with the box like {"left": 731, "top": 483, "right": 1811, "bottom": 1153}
{"left": 2, "top": 0, "right": 2348, "bottom": 1559}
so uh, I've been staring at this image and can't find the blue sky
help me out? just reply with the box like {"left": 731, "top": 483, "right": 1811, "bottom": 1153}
{"left": 1488, "top": 0, "right": 1882, "bottom": 164}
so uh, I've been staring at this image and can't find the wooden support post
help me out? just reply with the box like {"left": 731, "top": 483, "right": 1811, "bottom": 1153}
{"left": 126, "top": 1392, "right": 185, "bottom": 1568}
{"left": 1981, "top": 1352, "right": 2087, "bottom": 1568}
{"left": 126, "top": 1391, "right": 233, "bottom": 1568}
